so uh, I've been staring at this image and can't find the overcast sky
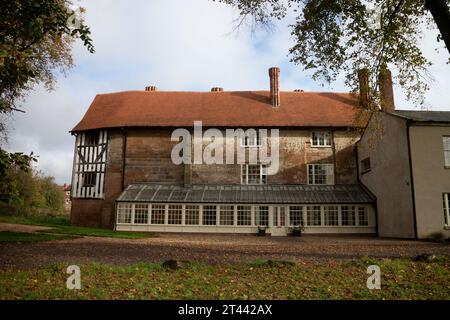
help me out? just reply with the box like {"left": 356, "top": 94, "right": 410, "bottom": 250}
{"left": 4, "top": 0, "right": 450, "bottom": 185}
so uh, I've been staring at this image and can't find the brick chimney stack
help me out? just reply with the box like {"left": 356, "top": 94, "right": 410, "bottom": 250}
{"left": 145, "top": 86, "right": 157, "bottom": 91}
{"left": 268, "top": 67, "right": 280, "bottom": 108}
{"left": 357, "top": 68, "right": 370, "bottom": 108}
{"left": 378, "top": 67, "right": 395, "bottom": 112}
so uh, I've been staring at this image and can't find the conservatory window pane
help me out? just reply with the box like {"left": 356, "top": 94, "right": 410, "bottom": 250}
{"left": 185, "top": 205, "right": 200, "bottom": 225}
{"left": 237, "top": 205, "right": 252, "bottom": 226}
{"left": 134, "top": 204, "right": 148, "bottom": 224}
{"left": 117, "top": 203, "right": 132, "bottom": 224}
{"left": 203, "top": 205, "right": 217, "bottom": 225}
{"left": 151, "top": 204, "right": 166, "bottom": 225}
{"left": 219, "top": 205, "right": 234, "bottom": 226}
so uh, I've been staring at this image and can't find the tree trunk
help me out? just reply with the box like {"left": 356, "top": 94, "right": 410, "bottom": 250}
{"left": 425, "top": 0, "right": 450, "bottom": 54}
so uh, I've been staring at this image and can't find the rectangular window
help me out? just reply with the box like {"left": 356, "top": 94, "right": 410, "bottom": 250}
{"left": 151, "top": 204, "right": 166, "bottom": 225}
{"left": 117, "top": 203, "right": 132, "bottom": 224}
{"left": 443, "top": 137, "right": 450, "bottom": 167}
{"left": 358, "top": 207, "right": 369, "bottom": 226}
{"left": 306, "top": 206, "right": 321, "bottom": 226}
{"left": 311, "top": 131, "right": 332, "bottom": 147}
{"left": 361, "top": 157, "right": 371, "bottom": 174}
{"left": 444, "top": 193, "right": 450, "bottom": 227}
{"left": 134, "top": 204, "right": 148, "bottom": 224}
{"left": 84, "top": 131, "right": 100, "bottom": 145}
{"left": 342, "top": 206, "right": 356, "bottom": 226}
{"left": 203, "top": 205, "right": 217, "bottom": 225}
{"left": 219, "top": 205, "right": 234, "bottom": 226}
{"left": 241, "top": 164, "right": 267, "bottom": 185}
{"left": 168, "top": 205, "right": 182, "bottom": 225}
{"left": 241, "top": 130, "right": 262, "bottom": 147}
{"left": 289, "top": 206, "right": 304, "bottom": 226}
{"left": 237, "top": 205, "right": 252, "bottom": 226}
{"left": 185, "top": 205, "right": 200, "bottom": 225}
{"left": 324, "top": 206, "right": 339, "bottom": 226}
{"left": 308, "top": 164, "right": 334, "bottom": 185}
{"left": 255, "top": 206, "right": 269, "bottom": 226}
{"left": 82, "top": 172, "right": 96, "bottom": 188}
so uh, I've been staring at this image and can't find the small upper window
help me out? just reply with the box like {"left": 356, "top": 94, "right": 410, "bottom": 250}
{"left": 307, "top": 164, "right": 334, "bottom": 185}
{"left": 311, "top": 130, "right": 332, "bottom": 147}
{"left": 84, "top": 132, "right": 100, "bottom": 145}
{"left": 241, "top": 130, "right": 262, "bottom": 147}
{"left": 361, "top": 157, "right": 371, "bottom": 174}
{"left": 443, "top": 137, "right": 450, "bottom": 167}
{"left": 241, "top": 164, "right": 267, "bottom": 185}
{"left": 82, "top": 172, "right": 96, "bottom": 188}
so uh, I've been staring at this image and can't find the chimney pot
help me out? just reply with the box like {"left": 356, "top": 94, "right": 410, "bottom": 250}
{"left": 378, "top": 67, "right": 395, "bottom": 112}
{"left": 211, "top": 87, "right": 224, "bottom": 92}
{"left": 268, "top": 67, "right": 280, "bottom": 108}
{"left": 145, "top": 86, "right": 157, "bottom": 91}
{"left": 357, "top": 68, "right": 370, "bottom": 109}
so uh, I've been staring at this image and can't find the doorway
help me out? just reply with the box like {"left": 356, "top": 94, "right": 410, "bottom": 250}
{"left": 271, "top": 206, "right": 287, "bottom": 236}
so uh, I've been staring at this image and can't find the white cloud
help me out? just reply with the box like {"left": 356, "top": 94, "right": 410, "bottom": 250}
{"left": 4, "top": 0, "right": 450, "bottom": 184}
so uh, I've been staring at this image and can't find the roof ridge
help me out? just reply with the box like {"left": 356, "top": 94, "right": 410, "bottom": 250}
{"left": 96, "top": 90, "right": 354, "bottom": 96}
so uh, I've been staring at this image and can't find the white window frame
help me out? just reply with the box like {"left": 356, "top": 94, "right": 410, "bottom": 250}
{"left": 202, "top": 205, "right": 217, "bottom": 226}
{"left": 185, "top": 205, "right": 200, "bottom": 225}
{"left": 341, "top": 205, "right": 356, "bottom": 226}
{"left": 306, "top": 205, "right": 322, "bottom": 226}
{"left": 117, "top": 203, "right": 132, "bottom": 224}
{"left": 116, "top": 203, "right": 373, "bottom": 229}
{"left": 311, "top": 130, "right": 332, "bottom": 147}
{"left": 444, "top": 193, "right": 450, "bottom": 228}
{"left": 358, "top": 206, "right": 369, "bottom": 226}
{"left": 241, "top": 164, "right": 268, "bottom": 185}
{"left": 219, "top": 205, "right": 234, "bottom": 226}
{"left": 255, "top": 206, "right": 269, "bottom": 226}
{"left": 324, "top": 205, "right": 339, "bottom": 226}
{"left": 307, "top": 164, "right": 334, "bottom": 185}
{"left": 168, "top": 204, "right": 183, "bottom": 225}
{"left": 237, "top": 205, "right": 252, "bottom": 226}
{"left": 240, "top": 130, "right": 262, "bottom": 148}
{"left": 133, "top": 203, "right": 149, "bottom": 224}
{"left": 443, "top": 136, "right": 450, "bottom": 167}
{"left": 289, "top": 206, "right": 304, "bottom": 226}
{"left": 150, "top": 204, "right": 166, "bottom": 225}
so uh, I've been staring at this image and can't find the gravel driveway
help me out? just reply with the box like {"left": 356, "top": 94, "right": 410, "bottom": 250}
{"left": 1, "top": 231, "right": 449, "bottom": 269}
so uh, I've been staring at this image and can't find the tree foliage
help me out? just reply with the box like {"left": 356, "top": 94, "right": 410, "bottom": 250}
{"left": 0, "top": 159, "right": 65, "bottom": 213}
{"left": 0, "top": 0, "right": 94, "bottom": 196}
{"left": 217, "top": 0, "right": 450, "bottom": 107}
{"left": 0, "top": 0, "right": 94, "bottom": 114}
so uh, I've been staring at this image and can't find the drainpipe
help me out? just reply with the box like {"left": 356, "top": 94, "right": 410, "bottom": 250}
{"left": 406, "top": 123, "right": 419, "bottom": 239}
{"left": 121, "top": 128, "right": 128, "bottom": 191}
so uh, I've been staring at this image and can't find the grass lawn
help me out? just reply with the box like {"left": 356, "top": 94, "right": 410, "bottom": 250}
{"left": 0, "top": 231, "right": 79, "bottom": 243}
{"left": 0, "top": 215, "right": 154, "bottom": 239}
{"left": 0, "top": 258, "right": 449, "bottom": 300}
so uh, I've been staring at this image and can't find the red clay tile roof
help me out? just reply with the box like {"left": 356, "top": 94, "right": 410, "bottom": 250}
{"left": 71, "top": 90, "right": 360, "bottom": 132}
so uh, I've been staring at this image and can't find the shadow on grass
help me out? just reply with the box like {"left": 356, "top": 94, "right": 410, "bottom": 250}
{"left": 0, "top": 214, "right": 155, "bottom": 239}
{"left": 0, "top": 231, "right": 79, "bottom": 243}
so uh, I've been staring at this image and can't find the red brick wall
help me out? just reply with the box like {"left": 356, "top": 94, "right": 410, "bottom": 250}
{"left": 190, "top": 128, "right": 358, "bottom": 184}
{"left": 71, "top": 130, "right": 125, "bottom": 229}
{"left": 70, "top": 198, "right": 104, "bottom": 228}
{"left": 124, "top": 129, "right": 185, "bottom": 185}
{"left": 70, "top": 127, "right": 359, "bottom": 229}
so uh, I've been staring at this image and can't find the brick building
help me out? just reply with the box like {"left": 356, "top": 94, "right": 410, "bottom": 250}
{"left": 63, "top": 184, "right": 71, "bottom": 210}
{"left": 70, "top": 67, "right": 377, "bottom": 236}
